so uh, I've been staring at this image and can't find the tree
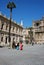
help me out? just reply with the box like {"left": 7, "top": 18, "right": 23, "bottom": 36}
{"left": 28, "top": 27, "right": 33, "bottom": 44}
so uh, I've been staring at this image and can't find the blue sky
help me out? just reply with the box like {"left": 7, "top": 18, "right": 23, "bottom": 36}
{"left": 0, "top": 0, "right": 44, "bottom": 27}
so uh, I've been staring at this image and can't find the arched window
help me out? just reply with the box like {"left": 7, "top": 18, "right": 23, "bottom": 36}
{"left": 1, "top": 37, "right": 3, "bottom": 42}
{"left": 5, "top": 37, "right": 7, "bottom": 44}
{"left": 1, "top": 23, "right": 4, "bottom": 30}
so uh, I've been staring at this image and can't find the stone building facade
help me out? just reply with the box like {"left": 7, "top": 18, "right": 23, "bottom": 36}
{"left": 23, "top": 28, "right": 33, "bottom": 44}
{"left": 23, "top": 17, "right": 44, "bottom": 44}
{"left": 33, "top": 17, "right": 44, "bottom": 44}
{"left": 0, "top": 13, "right": 23, "bottom": 46}
{"left": 0, "top": 12, "right": 44, "bottom": 46}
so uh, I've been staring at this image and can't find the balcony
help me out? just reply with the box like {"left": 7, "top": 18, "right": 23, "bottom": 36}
{"left": 35, "top": 28, "right": 44, "bottom": 33}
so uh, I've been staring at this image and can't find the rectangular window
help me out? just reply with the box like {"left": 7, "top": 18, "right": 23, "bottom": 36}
{"left": 6, "top": 25, "right": 8, "bottom": 30}
{"left": 13, "top": 27, "right": 14, "bottom": 32}
{"left": 1, "top": 23, "right": 4, "bottom": 30}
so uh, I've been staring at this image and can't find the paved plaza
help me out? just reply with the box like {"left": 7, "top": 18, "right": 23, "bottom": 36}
{"left": 0, "top": 44, "right": 44, "bottom": 65}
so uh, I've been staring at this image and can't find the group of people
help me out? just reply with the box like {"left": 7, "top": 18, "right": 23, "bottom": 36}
{"left": 12, "top": 41, "right": 23, "bottom": 50}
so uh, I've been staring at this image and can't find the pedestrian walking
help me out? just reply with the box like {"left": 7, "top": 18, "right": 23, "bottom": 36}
{"left": 19, "top": 42, "right": 23, "bottom": 50}
{"left": 15, "top": 43, "right": 17, "bottom": 49}
{"left": 12, "top": 40, "right": 15, "bottom": 49}
{"left": 16, "top": 42, "right": 19, "bottom": 50}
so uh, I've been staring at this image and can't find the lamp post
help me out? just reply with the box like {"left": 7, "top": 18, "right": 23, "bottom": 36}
{"left": 7, "top": 2, "right": 16, "bottom": 48}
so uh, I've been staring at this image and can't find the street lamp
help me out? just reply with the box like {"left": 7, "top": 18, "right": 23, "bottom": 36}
{"left": 7, "top": 2, "right": 16, "bottom": 47}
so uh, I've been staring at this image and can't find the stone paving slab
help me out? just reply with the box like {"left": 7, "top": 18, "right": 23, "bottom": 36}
{"left": 0, "top": 44, "right": 44, "bottom": 65}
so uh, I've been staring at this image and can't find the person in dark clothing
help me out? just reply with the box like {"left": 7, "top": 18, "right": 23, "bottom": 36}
{"left": 15, "top": 43, "right": 17, "bottom": 49}
{"left": 12, "top": 40, "right": 15, "bottom": 49}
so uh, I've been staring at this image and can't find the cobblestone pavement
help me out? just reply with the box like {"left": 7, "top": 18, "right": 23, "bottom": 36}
{"left": 0, "top": 44, "right": 44, "bottom": 65}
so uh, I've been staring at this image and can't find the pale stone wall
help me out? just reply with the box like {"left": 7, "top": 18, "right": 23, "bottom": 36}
{"left": 33, "top": 18, "right": 44, "bottom": 44}
{"left": 0, "top": 14, "right": 23, "bottom": 46}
